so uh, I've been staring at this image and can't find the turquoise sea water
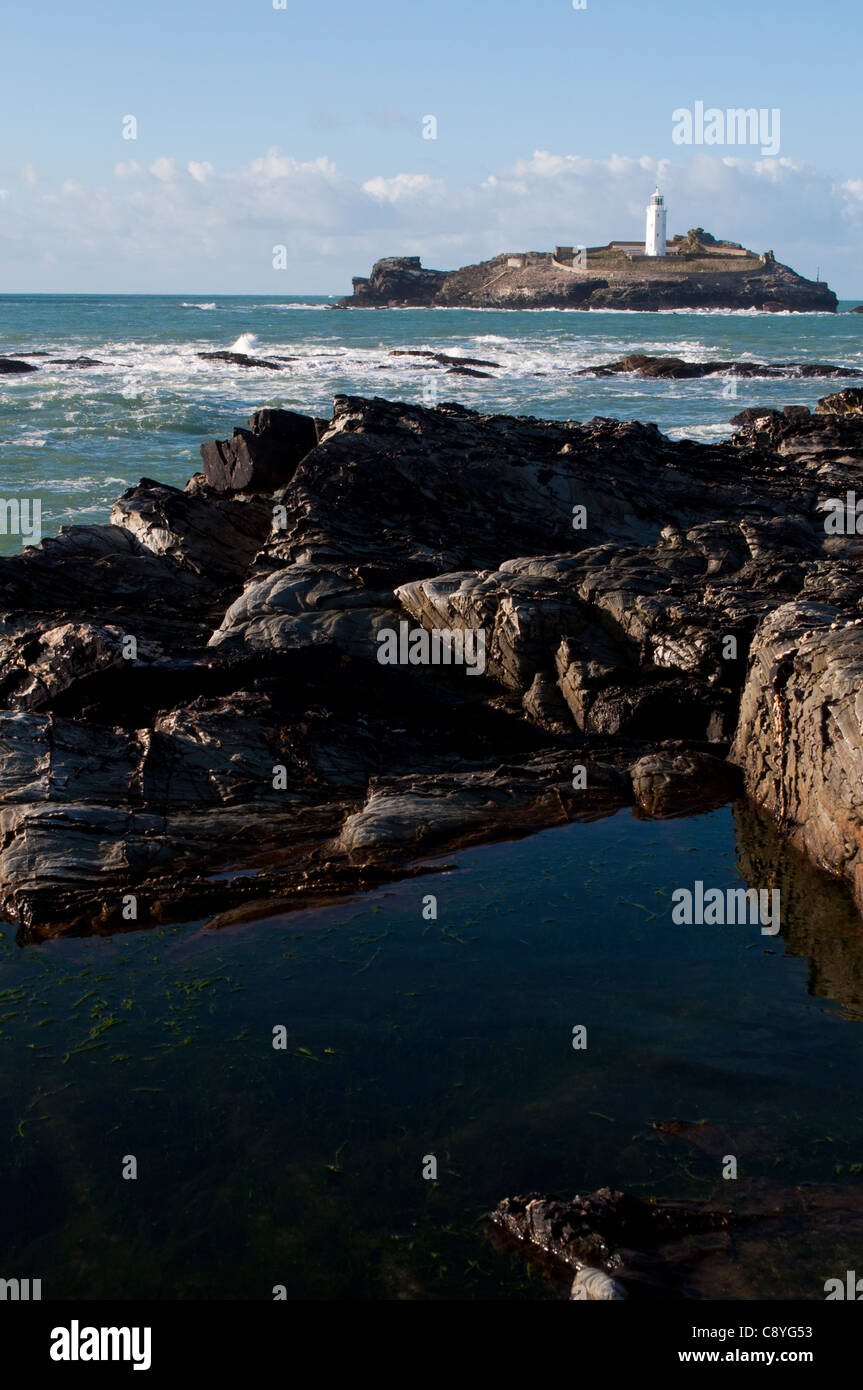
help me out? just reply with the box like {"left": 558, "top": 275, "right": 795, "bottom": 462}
{"left": 0, "top": 294, "right": 861, "bottom": 547}
{"left": 1, "top": 296, "right": 863, "bottom": 1298}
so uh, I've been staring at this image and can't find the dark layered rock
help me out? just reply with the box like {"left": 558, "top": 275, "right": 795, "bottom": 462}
{"left": 490, "top": 1188, "right": 738, "bottom": 1284}
{"left": 389, "top": 349, "right": 500, "bottom": 369}
{"left": 730, "top": 393, "right": 863, "bottom": 471}
{"left": 338, "top": 251, "right": 837, "bottom": 312}
{"left": 197, "top": 350, "right": 283, "bottom": 369}
{"left": 490, "top": 1180, "right": 863, "bottom": 1298}
{"left": 111, "top": 478, "right": 273, "bottom": 580}
{"left": 0, "top": 357, "right": 39, "bottom": 374}
{"left": 200, "top": 408, "right": 320, "bottom": 492}
{"left": 730, "top": 602, "right": 863, "bottom": 913}
{"left": 2, "top": 390, "right": 863, "bottom": 936}
{"left": 346, "top": 256, "right": 446, "bottom": 307}
{"left": 817, "top": 386, "right": 863, "bottom": 415}
{"left": 579, "top": 353, "right": 862, "bottom": 380}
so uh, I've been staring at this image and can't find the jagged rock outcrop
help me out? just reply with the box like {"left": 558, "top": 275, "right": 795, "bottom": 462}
{"left": 200, "top": 408, "right": 322, "bottom": 493}
{"left": 111, "top": 478, "right": 273, "bottom": 581}
{"left": 817, "top": 386, "right": 863, "bottom": 416}
{"left": 346, "top": 256, "right": 447, "bottom": 306}
{"left": 731, "top": 602, "right": 863, "bottom": 912}
{"left": 339, "top": 250, "right": 837, "bottom": 312}
{"left": 2, "top": 389, "right": 863, "bottom": 936}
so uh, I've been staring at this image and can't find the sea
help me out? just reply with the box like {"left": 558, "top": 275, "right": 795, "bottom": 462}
{"left": 1, "top": 294, "right": 862, "bottom": 548}
{"left": 1, "top": 295, "right": 863, "bottom": 1300}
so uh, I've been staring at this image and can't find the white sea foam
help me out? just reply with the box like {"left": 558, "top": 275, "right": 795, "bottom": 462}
{"left": 667, "top": 423, "right": 736, "bottom": 441}
{"left": 5, "top": 295, "right": 853, "bottom": 538}
{"left": 37, "top": 475, "right": 130, "bottom": 491}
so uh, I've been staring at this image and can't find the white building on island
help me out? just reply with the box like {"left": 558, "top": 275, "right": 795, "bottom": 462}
{"left": 644, "top": 187, "right": 667, "bottom": 257}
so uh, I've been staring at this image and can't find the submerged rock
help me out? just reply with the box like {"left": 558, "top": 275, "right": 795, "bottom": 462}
{"left": 389, "top": 349, "right": 500, "bottom": 369}
{"left": 490, "top": 1180, "right": 863, "bottom": 1299}
{"left": 579, "top": 353, "right": 862, "bottom": 380}
{"left": 490, "top": 1188, "right": 738, "bottom": 1298}
{"left": 47, "top": 356, "right": 103, "bottom": 368}
{"left": 0, "top": 356, "right": 39, "bottom": 374}
{"left": 197, "top": 350, "right": 283, "bottom": 369}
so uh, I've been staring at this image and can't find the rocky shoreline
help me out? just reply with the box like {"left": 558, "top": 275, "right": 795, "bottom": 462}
{"left": 3, "top": 387, "right": 863, "bottom": 938}
{"left": 337, "top": 250, "right": 837, "bottom": 312}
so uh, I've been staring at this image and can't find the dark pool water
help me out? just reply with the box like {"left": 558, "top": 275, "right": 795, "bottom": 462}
{"left": 2, "top": 801, "right": 863, "bottom": 1299}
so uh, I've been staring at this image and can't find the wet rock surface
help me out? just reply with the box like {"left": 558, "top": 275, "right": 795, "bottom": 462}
{"left": 199, "top": 408, "right": 321, "bottom": 493}
{"left": 490, "top": 1188, "right": 741, "bottom": 1296}
{"left": 489, "top": 1179, "right": 863, "bottom": 1298}
{"left": 0, "top": 356, "right": 39, "bottom": 373}
{"left": 3, "top": 389, "right": 863, "bottom": 937}
{"left": 197, "top": 350, "right": 284, "bottom": 369}
{"left": 579, "top": 353, "right": 863, "bottom": 380}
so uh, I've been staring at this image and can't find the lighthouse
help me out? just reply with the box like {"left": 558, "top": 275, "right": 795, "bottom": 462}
{"left": 645, "top": 187, "right": 667, "bottom": 257}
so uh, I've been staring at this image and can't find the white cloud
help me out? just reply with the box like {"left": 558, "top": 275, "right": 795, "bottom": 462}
{"left": 2, "top": 145, "right": 862, "bottom": 294}
{"left": 21, "top": 164, "right": 37, "bottom": 185}
{"left": 247, "top": 149, "right": 338, "bottom": 181}
{"left": 362, "top": 172, "right": 446, "bottom": 203}
{"left": 149, "top": 157, "right": 177, "bottom": 182}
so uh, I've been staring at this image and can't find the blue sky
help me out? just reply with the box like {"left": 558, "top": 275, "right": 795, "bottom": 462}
{"left": 1, "top": 0, "right": 861, "bottom": 293}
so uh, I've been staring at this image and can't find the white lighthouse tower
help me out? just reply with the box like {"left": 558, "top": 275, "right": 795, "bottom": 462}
{"left": 645, "top": 187, "right": 667, "bottom": 257}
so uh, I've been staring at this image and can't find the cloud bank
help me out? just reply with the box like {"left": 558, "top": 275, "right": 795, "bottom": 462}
{"left": 1, "top": 148, "right": 860, "bottom": 294}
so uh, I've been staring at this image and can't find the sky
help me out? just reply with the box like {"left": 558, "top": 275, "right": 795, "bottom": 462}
{"left": 1, "top": 0, "right": 861, "bottom": 295}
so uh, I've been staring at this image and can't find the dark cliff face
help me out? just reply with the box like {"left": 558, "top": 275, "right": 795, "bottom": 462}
{"left": 347, "top": 255, "right": 447, "bottom": 307}
{"left": 338, "top": 253, "right": 837, "bottom": 312}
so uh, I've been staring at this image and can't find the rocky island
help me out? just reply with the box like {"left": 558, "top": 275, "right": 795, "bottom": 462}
{"left": 3, "top": 387, "right": 863, "bottom": 938}
{"left": 338, "top": 228, "right": 837, "bottom": 312}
